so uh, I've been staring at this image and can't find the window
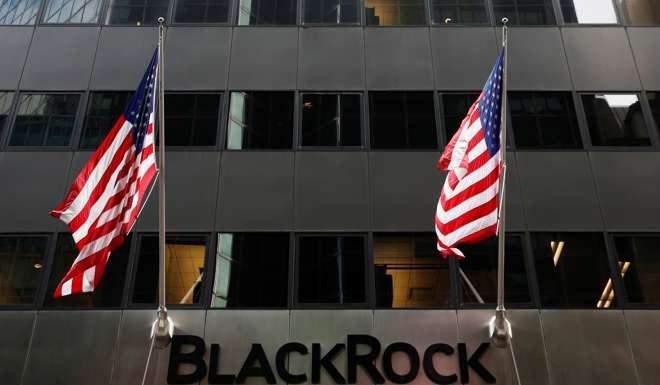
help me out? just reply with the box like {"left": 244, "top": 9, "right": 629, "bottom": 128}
{"left": 613, "top": 235, "right": 660, "bottom": 305}
{"left": 532, "top": 232, "right": 615, "bottom": 308}
{"left": 174, "top": 0, "right": 229, "bottom": 22}
{"left": 374, "top": 234, "right": 450, "bottom": 308}
{"left": 0, "top": 91, "right": 14, "bottom": 136}
{"left": 297, "top": 235, "right": 366, "bottom": 304}
{"left": 45, "top": 234, "right": 131, "bottom": 307}
{"left": 441, "top": 93, "right": 479, "bottom": 142}
{"left": 226, "top": 91, "right": 294, "bottom": 150}
{"left": 581, "top": 93, "right": 650, "bottom": 146}
{"left": 9, "top": 93, "right": 80, "bottom": 147}
{"left": 42, "top": 0, "right": 102, "bottom": 23}
{"left": 165, "top": 93, "right": 221, "bottom": 146}
{"left": 0, "top": 0, "right": 41, "bottom": 24}
{"left": 364, "top": 0, "right": 426, "bottom": 25}
{"left": 491, "top": 0, "right": 555, "bottom": 25}
{"left": 648, "top": 92, "right": 659, "bottom": 134}
{"left": 132, "top": 235, "right": 208, "bottom": 305}
{"left": 559, "top": 0, "right": 617, "bottom": 24}
{"left": 431, "top": 0, "right": 488, "bottom": 24}
{"left": 0, "top": 236, "right": 48, "bottom": 305}
{"left": 622, "top": 0, "right": 660, "bottom": 25}
{"left": 212, "top": 233, "right": 289, "bottom": 308}
{"left": 80, "top": 92, "right": 131, "bottom": 149}
{"left": 237, "top": 0, "right": 297, "bottom": 25}
{"left": 301, "top": 93, "right": 362, "bottom": 147}
{"left": 370, "top": 92, "right": 437, "bottom": 149}
{"left": 304, "top": 0, "right": 359, "bottom": 23}
{"left": 106, "top": 0, "right": 169, "bottom": 25}
{"left": 509, "top": 92, "right": 582, "bottom": 149}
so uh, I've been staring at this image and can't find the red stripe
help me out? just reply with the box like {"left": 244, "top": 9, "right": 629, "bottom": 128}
{"left": 440, "top": 166, "right": 499, "bottom": 211}
{"left": 436, "top": 196, "right": 498, "bottom": 234}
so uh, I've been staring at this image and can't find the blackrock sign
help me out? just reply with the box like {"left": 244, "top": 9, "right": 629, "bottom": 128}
{"left": 167, "top": 335, "right": 496, "bottom": 384}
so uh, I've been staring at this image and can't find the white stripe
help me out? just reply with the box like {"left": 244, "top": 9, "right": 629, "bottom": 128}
{"left": 71, "top": 225, "right": 123, "bottom": 266}
{"left": 61, "top": 279, "right": 72, "bottom": 296}
{"left": 436, "top": 181, "right": 498, "bottom": 223}
{"left": 443, "top": 151, "right": 500, "bottom": 200}
{"left": 82, "top": 266, "right": 96, "bottom": 292}
{"left": 435, "top": 209, "right": 498, "bottom": 246}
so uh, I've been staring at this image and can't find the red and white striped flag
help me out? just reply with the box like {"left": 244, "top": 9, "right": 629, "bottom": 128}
{"left": 435, "top": 48, "right": 505, "bottom": 258}
{"left": 50, "top": 50, "right": 159, "bottom": 297}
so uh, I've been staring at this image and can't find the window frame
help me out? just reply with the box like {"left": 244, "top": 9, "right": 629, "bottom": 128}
{"left": 103, "top": 0, "right": 172, "bottom": 26}
{"left": 234, "top": 0, "right": 299, "bottom": 26}
{"left": 162, "top": 91, "right": 224, "bottom": 149}
{"left": 301, "top": 0, "right": 362, "bottom": 25}
{"left": 171, "top": 0, "right": 233, "bottom": 24}
{"left": 0, "top": 90, "right": 18, "bottom": 148}
{"left": 363, "top": 0, "right": 429, "bottom": 26}
{"left": 554, "top": 0, "right": 620, "bottom": 26}
{"left": 39, "top": 0, "right": 105, "bottom": 25}
{"left": 430, "top": 0, "right": 492, "bottom": 26}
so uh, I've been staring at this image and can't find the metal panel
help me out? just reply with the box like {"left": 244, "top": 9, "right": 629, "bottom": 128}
{"left": 505, "top": 153, "right": 526, "bottom": 230}
{"left": 228, "top": 28, "right": 298, "bottom": 90}
{"left": 216, "top": 152, "right": 294, "bottom": 231}
{"left": 165, "top": 27, "right": 231, "bottom": 90}
{"left": 91, "top": 27, "right": 158, "bottom": 90}
{"left": 23, "top": 310, "right": 121, "bottom": 385}
{"left": 430, "top": 27, "right": 497, "bottom": 90}
{"left": 590, "top": 152, "right": 660, "bottom": 230}
{"left": 541, "top": 310, "right": 639, "bottom": 385}
{"left": 627, "top": 28, "right": 660, "bottom": 89}
{"left": 294, "top": 151, "right": 369, "bottom": 230}
{"left": 298, "top": 27, "right": 365, "bottom": 90}
{"left": 0, "top": 27, "right": 33, "bottom": 90}
{"left": 20, "top": 27, "right": 99, "bottom": 91}
{"left": 516, "top": 152, "right": 602, "bottom": 230}
{"left": 561, "top": 28, "right": 641, "bottom": 91}
{"left": 0, "top": 311, "right": 35, "bottom": 385}
{"left": 365, "top": 28, "right": 433, "bottom": 90}
{"left": 624, "top": 310, "right": 660, "bottom": 385}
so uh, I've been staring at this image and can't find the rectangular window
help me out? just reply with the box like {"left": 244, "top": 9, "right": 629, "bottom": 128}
{"left": 613, "top": 235, "right": 660, "bottom": 305}
{"left": 0, "top": 235, "right": 48, "bottom": 305}
{"left": 42, "top": 0, "right": 102, "bottom": 23}
{"left": 0, "top": 0, "right": 41, "bottom": 24}
{"left": 9, "top": 93, "right": 80, "bottom": 147}
{"left": 45, "top": 234, "right": 131, "bottom": 307}
{"left": 559, "top": 0, "right": 618, "bottom": 24}
{"left": 174, "top": 0, "right": 229, "bottom": 22}
{"left": 441, "top": 92, "right": 479, "bottom": 143}
{"left": 370, "top": 92, "right": 437, "bottom": 149}
{"left": 622, "top": 0, "right": 660, "bottom": 25}
{"left": 165, "top": 93, "right": 221, "bottom": 146}
{"left": 106, "top": 0, "right": 169, "bottom": 25}
{"left": 297, "top": 235, "right": 366, "bottom": 305}
{"left": 431, "top": 0, "right": 488, "bottom": 24}
{"left": 304, "top": 0, "right": 359, "bottom": 23}
{"left": 581, "top": 93, "right": 651, "bottom": 146}
{"left": 509, "top": 91, "right": 582, "bottom": 149}
{"left": 301, "top": 93, "right": 362, "bottom": 147}
{"left": 132, "top": 235, "right": 208, "bottom": 305}
{"left": 212, "top": 233, "right": 289, "bottom": 308}
{"left": 492, "top": 0, "right": 555, "bottom": 25}
{"left": 374, "top": 234, "right": 450, "bottom": 308}
{"left": 80, "top": 92, "right": 131, "bottom": 149}
{"left": 237, "top": 0, "right": 297, "bottom": 25}
{"left": 364, "top": 0, "right": 426, "bottom": 25}
{"left": 532, "top": 232, "right": 616, "bottom": 308}
{"left": 0, "top": 91, "right": 14, "bottom": 136}
{"left": 227, "top": 91, "right": 294, "bottom": 150}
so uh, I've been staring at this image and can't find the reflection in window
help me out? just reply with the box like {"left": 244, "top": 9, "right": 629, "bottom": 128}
{"left": 492, "top": 0, "right": 555, "bottom": 25}
{"left": 212, "top": 233, "right": 289, "bottom": 308}
{"left": 0, "top": 91, "right": 14, "bottom": 136}
{"left": 304, "top": 0, "right": 359, "bottom": 23}
{"left": 370, "top": 92, "right": 437, "bottom": 149}
{"left": 45, "top": 234, "right": 130, "bottom": 307}
{"left": 80, "top": 92, "right": 131, "bottom": 149}
{"left": 582, "top": 93, "right": 650, "bottom": 146}
{"left": 301, "top": 93, "right": 361, "bottom": 147}
{"left": 0, "top": 236, "right": 48, "bottom": 305}
{"left": 441, "top": 93, "right": 479, "bottom": 142}
{"left": 365, "top": 0, "right": 425, "bottom": 25}
{"left": 227, "top": 91, "right": 294, "bottom": 149}
{"left": 175, "top": 0, "right": 229, "bottom": 22}
{"left": 132, "top": 235, "right": 207, "bottom": 305}
{"left": 43, "top": 0, "right": 102, "bottom": 23}
{"left": 510, "top": 92, "right": 582, "bottom": 149}
{"left": 237, "top": 0, "right": 296, "bottom": 25}
{"left": 10, "top": 93, "right": 80, "bottom": 147}
{"left": 431, "top": 0, "right": 488, "bottom": 24}
{"left": 0, "top": 0, "right": 41, "bottom": 24}
{"left": 106, "top": 0, "right": 169, "bottom": 25}
{"left": 532, "top": 232, "right": 615, "bottom": 308}
{"left": 374, "top": 234, "right": 450, "bottom": 308}
{"left": 614, "top": 235, "right": 660, "bottom": 305}
{"left": 559, "top": 0, "right": 617, "bottom": 24}
{"left": 622, "top": 0, "right": 660, "bottom": 25}
{"left": 298, "top": 235, "right": 366, "bottom": 304}
{"left": 165, "top": 93, "right": 221, "bottom": 146}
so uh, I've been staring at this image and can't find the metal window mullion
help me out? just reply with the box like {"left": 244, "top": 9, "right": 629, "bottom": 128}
{"left": 119, "top": 233, "right": 140, "bottom": 307}
{"left": 572, "top": 91, "right": 593, "bottom": 150}
{"left": 522, "top": 231, "right": 542, "bottom": 308}
{"left": 35, "top": 232, "right": 60, "bottom": 308}
{"left": 603, "top": 231, "right": 630, "bottom": 309}
{"left": 201, "top": 232, "right": 216, "bottom": 308}
{"left": 640, "top": 91, "right": 660, "bottom": 148}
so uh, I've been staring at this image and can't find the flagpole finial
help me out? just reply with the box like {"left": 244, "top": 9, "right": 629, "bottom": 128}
{"left": 501, "top": 17, "right": 509, "bottom": 25}
{"left": 157, "top": 16, "right": 165, "bottom": 24}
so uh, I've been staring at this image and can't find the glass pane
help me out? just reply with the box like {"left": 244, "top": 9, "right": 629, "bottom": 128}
{"left": 298, "top": 235, "right": 366, "bottom": 304}
{"left": 441, "top": 93, "right": 479, "bottom": 142}
{"left": 175, "top": 0, "right": 229, "bottom": 22}
{"left": 304, "top": 0, "right": 359, "bottom": 23}
{"left": 365, "top": 0, "right": 426, "bottom": 25}
{"left": 622, "top": 0, "right": 660, "bottom": 25}
{"left": 648, "top": 92, "right": 659, "bottom": 136}
{"left": 0, "top": 0, "right": 41, "bottom": 25}
{"left": 227, "top": 91, "right": 294, "bottom": 149}
{"left": 132, "top": 235, "right": 208, "bottom": 305}
{"left": 374, "top": 234, "right": 450, "bottom": 308}
{"left": 492, "top": 0, "right": 555, "bottom": 25}
{"left": 212, "top": 233, "right": 289, "bottom": 308}
{"left": 613, "top": 235, "right": 660, "bottom": 304}
{"left": 532, "top": 232, "right": 615, "bottom": 308}
{"left": 0, "top": 91, "right": 14, "bottom": 137}
{"left": 45, "top": 234, "right": 130, "bottom": 307}
{"left": 582, "top": 93, "right": 650, "bottom": 146}
{"left": 431, "top": 0, "right": 488, "bottom": 24}
{"left": 10, "top": 94, "right": 79, "bottom": 147}
{"left": 107, "top": 0, "right": 168, "bottom": 25}
{"left": 0, "top": 236, "right": 48, "bottom": 305}
{"left": 165, "top": 93, "right": 220, "bottom": 146}
{"left": 559, "top": 0, "right": 618, "bottom": 24}
{"left": 43, "top": 0, "right": 102, "bottom": 23}
{"left": 237, "top": 0, "right": 296, "bottom": 25}
{"left": 301, "top": 94, "right": 362, "bottom": 147}
{"left": 370, "top": 92, "right": 437, "bottom": 149}
{"left": 81, "top": 92, "right": 131, "bottom": 149}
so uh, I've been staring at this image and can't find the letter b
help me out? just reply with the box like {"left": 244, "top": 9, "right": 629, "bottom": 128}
{"left": 168, "top": 335, "right": 208, "bottom": 384}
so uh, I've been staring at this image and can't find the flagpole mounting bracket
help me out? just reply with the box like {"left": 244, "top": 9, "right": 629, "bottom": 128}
{"left": 489, "top": 307, "right": 511, "bottom": 348}
{"left": 152, "top": 306, "right": 173, "bottom": 349}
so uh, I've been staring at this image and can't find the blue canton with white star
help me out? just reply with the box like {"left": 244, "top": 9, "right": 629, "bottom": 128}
{"left": 124, "top": 50, "right": 158, "bottom": 154}
{"left": 478, "top": 48, "right": 505, "bottom": 157}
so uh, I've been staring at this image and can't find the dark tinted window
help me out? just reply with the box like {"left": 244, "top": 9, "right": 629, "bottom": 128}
{"left": 213, "top": 233, "right": 289, "bottom": 308}
{"left": 622, "top": 0, "right": 660, "bottom": 25}
{"left": 227, "top": 91, "right": 294, "bottom": 149}
{"left": 304, "top": 0, "right": 359, "bottom": 23}
{"left": 370, "top": 92, "right": 437, "bottom": 149}
{"left": 365, "top": 0, "right": 426, "bottom": 25}
{"left": 432, "top": 0, "right": 488, "bottom": 24}
{"left": 10, "top": 93, "right": 80, "bottom": 147}
{"left": 80, "top": 92, "right": 131, "bottom": 149}
{"left": 43, "top": 0, "right": 102, "bottom": 23}
{"left": 582, "top": 93, "right": 650, "bottom": 146}
{"left": 301, "top": 93, "right": 361, "bottom": 147}
{"left": 0, "top": 91, "right": 14, "bottom": 136}
{"left": 441, "top": 93, "right": 479, "bottom": 142}
{"left": 648, "top": 92, "right": 659, "bottom": 134}
{"left": 613, "top": 235, "right": 660, "bottom": 305}
{"left": 45, "top": 234, "right": 130, "bottom": 307}
{"left": 492, "top": 0, "right": 555, "bottom": 25}
{"left": 165, "top": 93, "right": 221, "bottom": 146}
{"left": 237, "top": 0, "right": 296, "bottom": 25}
{"left": 175, "top": 0, "right": 229, "bottom": 22}
{"left": 510, "top": 92, "right": 582, "bottom": 149}
{"left": 559, "top": 0, "right": 617, "bottom": 24}
{"left": 298, "top": 235, "right": 366, "bottom": 304}
{"left": 374, "top": 234, "right": 450, "bottom": 308}
{"left": 532, "top": 232, "right": 615, "bottom": 308}
{"left": 0, "top": 0, "right": 41, "bottom": 24}
{"left": 106, "top": 0, "right": 169, "bottom": 25}
{"left": 0, "top": 236, "right": 48, "bottom": 305}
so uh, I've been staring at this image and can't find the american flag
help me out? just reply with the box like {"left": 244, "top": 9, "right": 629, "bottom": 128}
{"left": 435, "top": 48, "right": 505, "bottom": 258}
{"left": 50, "top": 50, "right": 159, "bottom": 297}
